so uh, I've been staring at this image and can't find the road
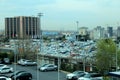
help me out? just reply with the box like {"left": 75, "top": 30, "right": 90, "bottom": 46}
{"left": 8, "top": 64, "right": 67, "bottom": 80}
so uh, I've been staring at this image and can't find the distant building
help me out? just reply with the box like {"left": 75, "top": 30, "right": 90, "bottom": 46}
{"left": 78, "top": 27, "right": 88, "bottom": 36}
{"left": 93, "top": 26, "right": 105, "bottom": 40}
{"left": 61, "top": 32, "right": 76, "bottom": 41}
{"left": 76, "top": 27, "right": 89, "bottom": 41}
{"left": 117, "top": 26, "right": 120, "bottom": 37}
{"left": 89, "top": 30, "right": 94, "bottom": 40}
{"left": 107, "top": 27, "right": 113, "bottom": 38}
{"left": 5, "top": 16, "right": 40, "bottom": 39}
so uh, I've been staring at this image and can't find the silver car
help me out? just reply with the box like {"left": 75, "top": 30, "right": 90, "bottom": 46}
{"left": 39, "top": 64, "right": 57, "bottom": 71}
{"left": 20, "top": 60, "right": 37, "bottom": 66}
{"left": 78, "top": 73, "right": 103, "bottom": 80}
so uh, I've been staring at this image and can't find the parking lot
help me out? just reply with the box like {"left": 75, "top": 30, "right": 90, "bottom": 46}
{"left": 6, "top": 64, "right": 66, "bottom": 80}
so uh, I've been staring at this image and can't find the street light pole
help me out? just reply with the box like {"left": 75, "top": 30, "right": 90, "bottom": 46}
{"left": 76, "top": 21, "right": 79, "bottom": 32}
{"left": 58, "top": 55, "right": 60, "bottom": 80}
{"left": 83, "top": 50, "right": 86, "bottom": 72}
{"left": 38, "top": 13, "right": 43, "bottom": 40}
{"left": 76, "top": 21, "right": 79, "bottom": 41}
{"left": 56, "top": 43, "right": 60, "bottom": 80}
{"left": 83, "top": 37, "right": 86, "bottom": 72}
{"left": 116, "top": 43, "right": 118, "bottom": 71}
{"left": 37, "top": 12, "right": 43, "bottom": 80}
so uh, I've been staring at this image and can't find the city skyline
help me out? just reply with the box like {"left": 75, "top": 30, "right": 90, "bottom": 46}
{"left": 0, "top": 0, "right": 120, "bottom": 31}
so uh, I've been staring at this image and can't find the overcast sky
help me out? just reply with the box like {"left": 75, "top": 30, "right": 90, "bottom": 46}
{"left": 0, "top": 0, "right": 120, "bottom": 31}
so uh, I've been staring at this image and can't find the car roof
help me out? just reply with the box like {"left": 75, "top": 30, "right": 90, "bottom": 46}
{"left": 86, "top": 73, "right": 102, "bottom": 77}
{"left": 76, "top": 70, "right": 84, "bottom": 72}
{"left": 9, "top": 70, "right": 27, "bottom": 77}
{"left": 25, "top": 59, "right": 30, "bottom": 61}
{"left": 12, "top": 70, "right": 26, "bottom": 75}
{"left": 89, "top": 73, "right": 101, "bottom": 75}
{"left": 43, "top": 64, "right": 55, "bottom": 66}
{"left": 17, "top": 71, "right": 31, "bottom": 75}
{"left": 0, "top": 64, "right": 5, "bottom": 66}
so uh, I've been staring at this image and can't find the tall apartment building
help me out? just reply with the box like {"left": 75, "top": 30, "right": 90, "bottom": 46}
{"left": 5, "top": 16, "right": 40, "bottom": 39}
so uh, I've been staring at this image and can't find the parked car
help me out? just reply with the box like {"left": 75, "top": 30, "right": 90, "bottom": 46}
{"left": 66, "top": 71, "right": 87, "bottom": 80}
{"left": 9, "top": 71, "right": 26, "bottom": 78}
{"left": 3, "top": 58, "right": 11, "bottom": 64}
{"left": 0, "top": 66, "right": 13, "bottom": 73}
{"left": 0, "top": 64, "right": 8, "bottom": 69}
{"left": 10, "top": 71, "right": 32, "bottom": 80}
{"left": 39, "top": 64, "right": 57, "bottom": 71}
{"left": 0, "top": 75, "right": 11, "bottom": 80}
{"left": 17, "top": 59, "right": 27, "bottom": 65}
{"left": 20, "top": 60, "right": 37, "bottom": 66}
{"left": 78, "top": 73, "right": 103, "bottom": 80}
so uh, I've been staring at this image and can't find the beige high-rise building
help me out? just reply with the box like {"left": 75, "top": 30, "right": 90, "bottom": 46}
{"left": 5, "top": 16, "right": 40, "bottom": 39}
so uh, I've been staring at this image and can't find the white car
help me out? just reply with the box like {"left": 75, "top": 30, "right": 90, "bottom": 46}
{"left": 39, "top": 64, "right": 57, "bottom": 71}
{"left": 0, "top": 66, "right": 13, "bottom": 73}
{"left": 17, "top": 59, "right": 27, "bottom": 65}
{"left": 78, "top": 73, "right": 103, "bottom": 80}
{"left": 20, "top": 60, "right": 37, "bottom": 66}
{"left": 0, "top": 76, "right": 11, "bottom": 80}
{"left": 0, "top": 64, "right": 8, "bottom": 68}
{"left": 66, "top": 71, "right": 87, "bottom": 80}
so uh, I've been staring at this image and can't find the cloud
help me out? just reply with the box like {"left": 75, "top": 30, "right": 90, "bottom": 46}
{"left": 1, "top": 0, "right": 120, "bottom": 30}
{"left": 36, "top": 0, "right": 94, "bottom": 11}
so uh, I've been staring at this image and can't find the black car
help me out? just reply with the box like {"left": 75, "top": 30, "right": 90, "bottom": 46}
{"left": 10, "top": 71, "right": 32, "bottom": 80}
{"left": 9, "top": 71, "right": 26, "bottom": 78}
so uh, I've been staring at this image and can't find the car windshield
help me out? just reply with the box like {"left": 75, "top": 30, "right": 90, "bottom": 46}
{"left": 26, "top": 60, "right": 32, "bottom": 62}
{"left": 73, "top": 71, "right": 83, "bottom": 74}
{"left": 14, "top": 71, "right": 26, "bottom": 75}
{"left": 84, "top": 74, "right": 90, "bottom": 78}
{"left": 41, "top": 64, "right": 48, "bottom": 67}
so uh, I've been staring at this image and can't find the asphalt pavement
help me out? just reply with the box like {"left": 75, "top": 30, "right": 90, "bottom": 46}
{"left": 8, "top": 64, "right": 67, "bottom": 80}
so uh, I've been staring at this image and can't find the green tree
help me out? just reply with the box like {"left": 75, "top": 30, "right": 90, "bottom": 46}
{"left": 95, "top": 39, "right": 116, "bottom": 74}
{"left": 117, "top": 49, "right": 120, "bottom": 69}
